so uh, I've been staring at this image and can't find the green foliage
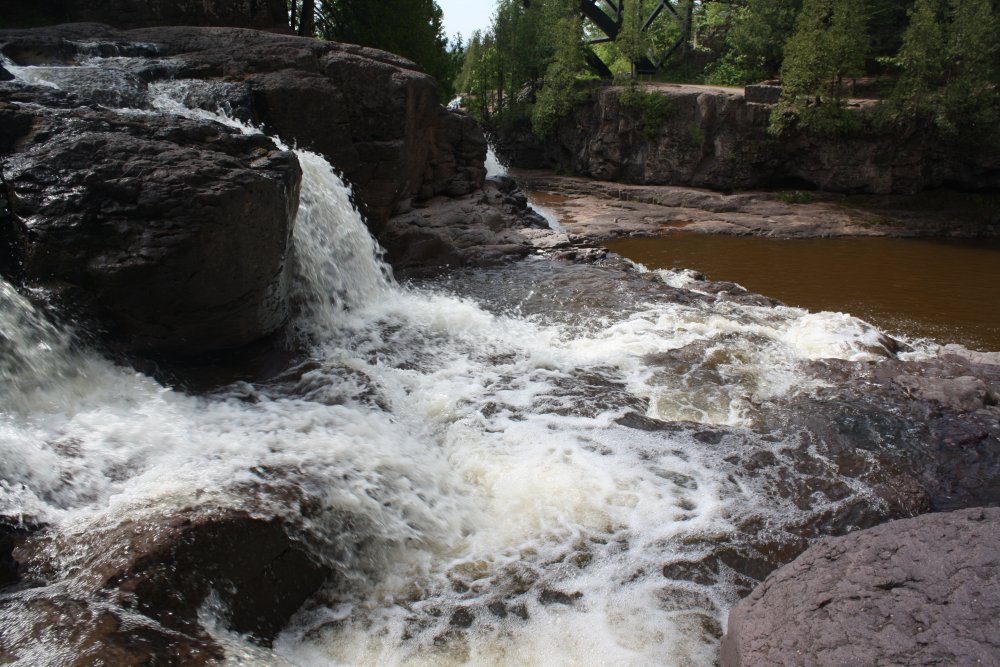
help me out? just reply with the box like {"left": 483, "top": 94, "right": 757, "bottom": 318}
{"left": 705, "top": 0, "right": 803, "bottom": 85}
{"left": 771, "top": 0, "right": 870, "bottom": 135}
{"left": 451, "top": 0, "right": 995, "bottom": 147}
{"left": 618, "top": 85, "right": 674, "bottom": 138}
{"left": 886, "top": 0, "right": 1000, "bottom": 146}
{"left": 531, "top": 1, "right": 589, "bottom": 136}
{"left": 616, "top": 0, "right": 649, "bottom": 75}
{"left": 778, "top": 190, "right": 815, "bottom": 204}
{"left": 455, "top": 0, "right": 590, "bottom": 133}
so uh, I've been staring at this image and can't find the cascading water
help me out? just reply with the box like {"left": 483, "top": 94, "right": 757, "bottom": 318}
{"left": 2, "top": 54, "right": 926, "bottom": 666}
{"left": 486, "top": 147, "right": 561, "bottom": 231}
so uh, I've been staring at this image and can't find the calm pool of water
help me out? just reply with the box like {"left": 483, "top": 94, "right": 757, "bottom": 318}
{"left": 605, "top": 234, "right": 1000, "bottom": 351}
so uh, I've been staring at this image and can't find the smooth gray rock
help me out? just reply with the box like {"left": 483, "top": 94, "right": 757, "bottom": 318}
{"left": 721, "top": 507, "right": 1000, "bottom": 667}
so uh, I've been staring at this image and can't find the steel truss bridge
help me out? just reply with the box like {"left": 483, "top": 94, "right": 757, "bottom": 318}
{"left": 525, "top": 1, "right": 694, "bottom": 77}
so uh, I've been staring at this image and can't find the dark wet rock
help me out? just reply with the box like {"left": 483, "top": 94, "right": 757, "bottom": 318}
{"left": 4, "top": 98, "right": 300, "bottom": 355}
{"left": 0, "top": 25, "right": 494, "bottom": 353}
{"left": 0, "top": 23, "right": 489, "bottom": 231}
{"left": 15, "top": 509, "right": 331, "bottom": 643}
{"left": 777, "top": 352, "right": 1000, "bottom": 510}
{"left": 538, "top": 589, "right": 582, "bottom": 605}
{"left": 382, "top": 177, "right": 572, "bottom": 270}
{"left": 0, "top": 591, "right": 223, "bottom": 666}
{"left": 0, "top": 519, "right": 41, "bottom": 589}
{"left": 449, "top": 607, "right": 475, "bottom": 627}
{"left": 721, "top": 507, "right": 1000, "bottom": 667}
{"left": 496, "top": 86, "right": 1000, "bottom": 195}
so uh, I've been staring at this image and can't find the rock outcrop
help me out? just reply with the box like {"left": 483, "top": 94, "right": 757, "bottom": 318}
{"left": 0, "top": 24, "right": 486, "bottom": 230}
{"left": 774, "top": 346, "right": 1000, "bottom": 511}
{"left": 0, "top": 24, "right": 491, "bottom": 355}
{"left": 721, "top": 507, "right": 1000, "bottom": 666}
{"left": 495, "top": 84, "right": 1000, "bottom": 195}
{"left": 3, "top": 86, "right": 300, "bottom": 354}
{"left": 5, "top": 508, "right": 330, "bottom": 662}
{"left": 381, "top": 175, "right": 586, "bottom": 271}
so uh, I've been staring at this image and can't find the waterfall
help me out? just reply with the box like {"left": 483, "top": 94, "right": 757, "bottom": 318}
{"left": 1, "top": 53, "right": 915, "bottom": 667}
{"left": 485, "top": 146, "right": 562, "bottom": 230}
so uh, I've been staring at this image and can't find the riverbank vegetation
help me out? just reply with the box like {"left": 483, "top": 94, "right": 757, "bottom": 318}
{"left": 454, "top": 0, "right": 999, "bottom": 143}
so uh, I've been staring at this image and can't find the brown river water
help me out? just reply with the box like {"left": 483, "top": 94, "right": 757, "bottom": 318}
{"left": 605, "top": 234, "right": 1000, "bottom": 351}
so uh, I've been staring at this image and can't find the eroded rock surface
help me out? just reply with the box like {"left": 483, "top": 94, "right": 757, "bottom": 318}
{"left": 721, "top": 507, "right": 1000, "bottom": 667}
{"left": 496, "top": 84, "right": 1000, "bottom": 196}
{"left": 3, "top": 89, "right": 300, "bottom": 354}
{"left": 0, "top": 24, "right": 493, "bottom": 355}
{"left": 0, "top": 592, "right": 223, "bottom": 666}
{"left": 776, "top": 348, "right": 1000, "bottom": 511}
{"left": 4, "top": 0, "right": 288, "bottom": 31}
{"left": 513, "top": 172, "right": 1000, "bottom": 241}
{"left": 381, "top": 176, "right": 599, "bottom": 271}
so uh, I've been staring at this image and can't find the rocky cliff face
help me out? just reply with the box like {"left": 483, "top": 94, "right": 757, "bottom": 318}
{"left": 495, "top": 85, "right": 1000, "bottom": 195}
{"left": 0, "top": 24, "right": 488, "bottom": 356}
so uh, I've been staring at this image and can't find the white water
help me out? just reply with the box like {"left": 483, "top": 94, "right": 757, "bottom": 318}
{"left": 1, "top": 56, "right": 909, "bottom": 666}
{"left": 486, "top": 147, "right": 562, "bottom": 231}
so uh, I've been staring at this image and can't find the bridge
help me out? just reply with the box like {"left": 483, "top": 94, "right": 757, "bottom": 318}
{"left": 526, "top": 1, "right": 694, "bottom": 77}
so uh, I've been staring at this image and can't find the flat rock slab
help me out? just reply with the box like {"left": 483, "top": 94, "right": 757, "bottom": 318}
{"left": 513, "top": 172, "right": 1000, "bottom": 242}
{"left": 721, "top": 507, "right": 1000, "bottom": 666}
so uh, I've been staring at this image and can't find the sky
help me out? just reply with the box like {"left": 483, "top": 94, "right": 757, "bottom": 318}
{"left": 437, "top": 0, "right": 498, "bottom": 41}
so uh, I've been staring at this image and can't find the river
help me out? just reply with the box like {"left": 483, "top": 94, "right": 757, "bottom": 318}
{"left": 606, "top": 234, "right": 1000, "bottom": 352}
{"left": 1, "top": 57, "right": 994, "bottom": 667}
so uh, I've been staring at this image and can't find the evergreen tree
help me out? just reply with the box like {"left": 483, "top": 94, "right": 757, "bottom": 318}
{"left": 617, "top": 0, "right": 650, "bottom": 76}
{"left": 888, "top": 0, "right": 999, "bottom": 144}
{"left": 772, "top": 0, "right": 869, "bottom": 134}
{"left": 531, "top": 0, "right": 588, "bottom": 135}
{"left": 706, "top": 0, "right": 803, "bottom": 84}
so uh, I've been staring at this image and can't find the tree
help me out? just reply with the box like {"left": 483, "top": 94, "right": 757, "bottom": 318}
{"left": 531, "top": 0, "right": 588, "bottom": 135}
{"left": 888, "top": 0, "right": 1000, "bottom": 145}
{"left": 771, "top": 0, "right": 870, "bottom": 134}
{"left": 706, "top": 0, "right": 803, "bottom": 85}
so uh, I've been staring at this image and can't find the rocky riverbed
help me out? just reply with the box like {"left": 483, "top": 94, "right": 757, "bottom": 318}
{"left": 2, "top": 21, "right": 1000, "bottom": 667}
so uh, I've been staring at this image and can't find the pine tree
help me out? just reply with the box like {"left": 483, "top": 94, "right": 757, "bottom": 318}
{"left": 772, "top": 0, "right": 870, "bottom": 134}
{"left": 888, "top": 0, "right": 999, "bottom": 145}
{"left": 531, "top": 0, "right": 588, "bottom": 135}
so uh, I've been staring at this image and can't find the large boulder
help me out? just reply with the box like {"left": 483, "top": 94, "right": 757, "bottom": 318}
{"left": 2, "top": 88, "right": 300, "bottom": 354}
{"left": 721, "top": 507, "right": 1000, "bottom": 666}
{"left": 0, "top": 24, "right": 490, "bottom": 355}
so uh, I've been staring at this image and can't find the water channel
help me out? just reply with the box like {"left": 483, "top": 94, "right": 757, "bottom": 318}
{"left": 606, "top": 234, "right": 1000, "bottom": 352}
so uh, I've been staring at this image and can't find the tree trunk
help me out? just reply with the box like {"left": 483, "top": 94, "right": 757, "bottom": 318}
{"left": 299, "top": 0, "right": 315, "bottom": 36}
